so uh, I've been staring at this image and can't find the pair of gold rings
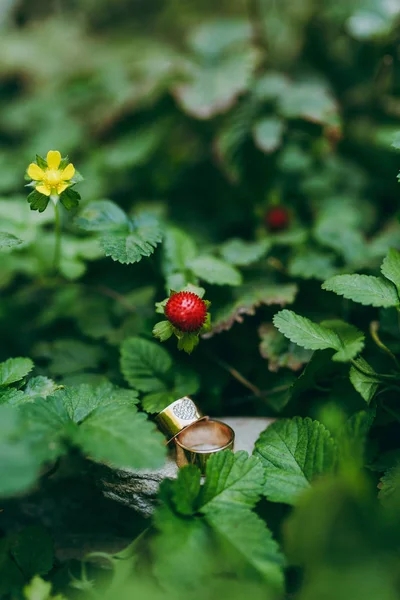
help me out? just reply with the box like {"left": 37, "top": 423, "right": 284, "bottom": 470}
{"left": 155, "top": 397, "right": 234, "bottom": 474}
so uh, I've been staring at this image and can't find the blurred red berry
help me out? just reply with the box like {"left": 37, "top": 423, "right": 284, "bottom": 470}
{"left": 165, "top": 291, "right": 207, "bottom": 332}
{"left": 265, "top": 206, "right": 290, "bottom": 231}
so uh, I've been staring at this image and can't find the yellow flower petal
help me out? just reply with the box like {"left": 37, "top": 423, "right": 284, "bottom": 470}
{"left": 27, "top": 163, "right": 45, "bottom": 181}
{"left": 56, "top": 182, "right": 69, "bottom": 195}
{"left": 61, "top": 163, "right": 75, "bottom": 180}
{"left": 46, "top": 150, "right": 61, "bottom": 170}
{"left": 36, "top": 183, "right": 51, "bottom": 197}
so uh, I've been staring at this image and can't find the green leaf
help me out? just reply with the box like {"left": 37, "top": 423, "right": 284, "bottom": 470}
{"left": 188, "top": 255, "right": 242, "bottom": 286}
{"left": 151, "top": 501, "right": 216, "bottom": 589}
{"left": 208, "top": 282, "right": 298, "bottom": 335}
{"left": 381, "top": 248, "right": 400, "bottom": 293}
{"left": 74, "top": 404, "right": 166, "bottom": 469}
{"left": 27, "top": 190, "right": 49, "bottom": 213}
{"left": 378, "top": 465, "right": 400, "bottom": 506}
{"left": 152, "top": 320, "right": 174, "bottom": 342}
{"left": 252, "top": 117, "right": 285, "bottom": 154}
{"left": 173, "top": 48, "right": 257, "bottom": 119}
{"left": 35, "top": 154, "right": 47, "bottom": 169}
{"left": 177, "top": 332, "right": 199, "bottom": 354}
{"left": 199, "top": 450, "right": 266, "bottom": 512}
{"left": 77, "top": 202, "right": 162, "bottom": 264}
{"left": 0, "top": 232, "right": 23, "bottom": 250}
{"left": 259, "top": 323, "right": 312, "bottom": 372}
{"left": 219, "top": 238, "right": 271, "bottom": 266}
{"left": 11, "top": 525, "right": 54, "bottom": 578}
{"left": 53, "top": 383, "right": 139, "bottom": 424}
{"left": 59, "top": 187, "right": 80, "bottom": 210}
{"left": 22, "top": 383, "right": 164, "bottom": 470}
{"left": 172, "top": 465, "right": 202, "bottom": 516}
{"left": 273, "top": 310, "right": 341, "bottom": 352}
{"left": 254, "top": 417, "right": 337, "bottom": 505}
{"left": 162, "top": 227, "right": 198, "bottom": 276}
{"left": 0, "top": 388, "right": 26, "bottom": 405}
{"left": 24, "top": 376, "right": 59, "bottom": 400}
{"left": 100, "top": 216, "right": 162, "bottom": 264}
{"left": 278, "top": 81, "right": 337, "bottom": 125}
{"left": 349, "top": 357, "right": 380, "bottom": 403}
{"left": 0, "top": 357, "right": 34, "bottom": 387}
{"left": 322, "top": 274, "right": 399, "bottom": 307}
{"left": 205, "top": 508, "right": 284, "bottom": 589}
{"left": 23, "top": 576, "right": 62, "bottom": 600}
{"left": 337, "top": 409, "right": 375, "bottom": 467}
{"left": 77, "top": 200, "right": 128, "bottom": 231}
{"left": 0, "top": 405, "right": 41, "bottom": 497}
{"left": 288, "top": 249, "right": 338, "bottom": 281}
{"left": 320, "top": 319, "right": 365, "bottom": 362}
{"left": 253, "top": 71, "right": 290, "bottom": 101}
{"left": 0, "top": 538, "right": 24, "bottom": 595}
{"left": 33, "top": 339, "right": 103, "bottom": 376}
{"left": 120, "top": 337, "right": 172, "bottom": 392}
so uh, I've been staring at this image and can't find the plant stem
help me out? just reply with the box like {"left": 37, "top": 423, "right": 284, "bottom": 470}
{"left": 211, "top": 354, "right": 262, "bottom": 397}
{"left": 370, "top": 320, "right": 400, "bottom": 371}
{"left": 247, "top": 0, "right": 268, "bottom": 64}
{"left": 53, "top": 198, "right": 61, "bottom": 274}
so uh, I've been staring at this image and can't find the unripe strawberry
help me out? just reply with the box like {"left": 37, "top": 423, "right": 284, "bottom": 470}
{"left": 165, "top": 291, "right": 207, "bottom": 332}
{"left": 265, "top": 206, "right": 290, "bottom": 231}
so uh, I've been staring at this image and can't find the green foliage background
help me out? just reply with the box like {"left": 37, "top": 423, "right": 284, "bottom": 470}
{"left": 0, "top": 0, "right": 400, "bottom": 598}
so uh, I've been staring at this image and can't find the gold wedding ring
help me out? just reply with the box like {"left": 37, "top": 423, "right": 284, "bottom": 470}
{"left": 155, "top": 396, "right": 203, "bottom": 442}
{"left": 175, "top": 419, "right": 235, "bottom": 474}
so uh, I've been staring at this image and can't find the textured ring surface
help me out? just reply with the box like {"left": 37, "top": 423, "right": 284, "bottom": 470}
{"left": 155, "top": 396, "right": 203, "bottom": 441}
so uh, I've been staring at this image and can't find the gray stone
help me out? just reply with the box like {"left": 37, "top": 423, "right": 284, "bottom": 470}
{"left": 91, "top": 417, "right": 274, "bottom": 517}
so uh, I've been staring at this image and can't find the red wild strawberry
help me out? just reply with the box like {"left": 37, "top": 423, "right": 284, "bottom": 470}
{"left": 165, "top": 291, "right": 207, "bottom": 333}
{"left": 265, "top": 206, "right": 290, "bottom": 232}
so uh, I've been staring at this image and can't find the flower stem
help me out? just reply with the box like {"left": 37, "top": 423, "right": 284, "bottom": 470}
{"left": 53, "top": 198, "right": 61, "bottom": 274}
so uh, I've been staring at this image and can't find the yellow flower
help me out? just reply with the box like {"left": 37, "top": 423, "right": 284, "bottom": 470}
{"left": 27, "top": 150, "right": 75, "bottom": 197}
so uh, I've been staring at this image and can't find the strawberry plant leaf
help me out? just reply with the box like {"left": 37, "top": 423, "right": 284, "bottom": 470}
{"left": 100, "top": 216, "right": 162, "bottom": 264}
{"left": 21, "top": 383, "right": 165, "bottom": 470}
{"left": 0, "top": 357, "right": 34, "bottom": 387}
{"left": 254, "top": 417, "right": 337, "bottom": 505}
{"left": 173, "top": 48, "right": 257, "bottom": 120}
{"left": 0, "top": 232, "right": 22, "bottom": 250}
{"left": 288, "top": 249, "right": 338, "bottom": 280}
{"left": 273, "top": 310, "right": 341, "bottom": 351}
{"left": 205, "top": 507, "right": 284, "bottom": 589}
{"left": 188, "top": 255, "right": 242, "bottom": 286}
{"left": 0, "top": 389, "right": 26, "bottom": 405}
{"left": 120, "top": 337, "right": 172, "bottom": 392}
{"left": 24, "top": 376, "right": 59, "bottom": 400}
{"left": 322, "top": 274, "right": 399, "bottom": 307}
{"left": 73, "top": 403, "right": 165, "bottom": 469}
{"left": 252, "top": 116, "right": 285, "bottom": 154}
{"left": 349, "top": 357, "right": 380, "bottom": 403}
{"left": 162, "top": 227, "right": 198, "bottom": 277}
{"left": 320, "top": 319, "right": 365, "bottom": 362}
{"left": 0, "top": 406, "right": 42, "bottom": 497}
{"left": 53, "top": 383, "right": 139, "bottom": 424}
{"left": 77, "top": 201, "right": 162, "bottom": 264}
{"left": 259, "top": 323, "right": 312, "bottom": 372}
{"left": 381, "top": 248, "right": 400, "bottom": 293}
{"left": 199, "top": 450, "right": 266, "bottom": 512}
{"left": 11, "top": 526, "right": 54, "bottom": 578}
{"left": 77, "top": 200, "right": 128, "bottom": 231}
{"left": 207, "top": 282, "right": 298, "bottom": 336}
{"left": 152, "top": 320, "right": 174, "bottom": 342}
{"left": 219, "top": 238, "right": 271, "bottom": 266}
{"left": 172, "top": 465, "right": 202, "bottom": 516}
